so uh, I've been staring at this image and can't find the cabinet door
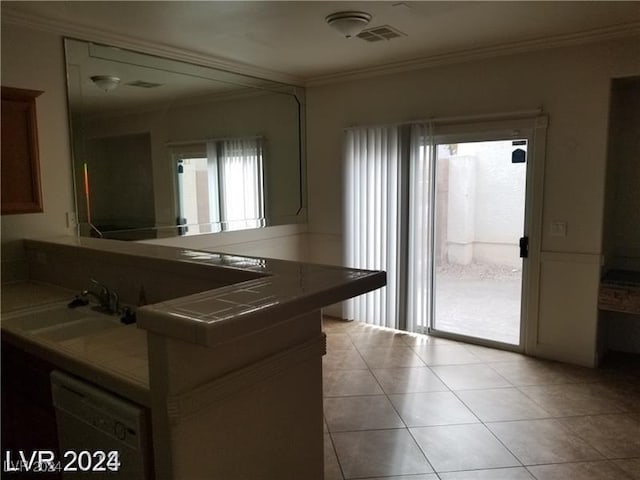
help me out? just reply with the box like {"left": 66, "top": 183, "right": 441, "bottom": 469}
{"left": 1, "top": 341, "right": 61, "bottom": 470}
{"left": 1, "top": 86, "right": 44, "bottom": 214}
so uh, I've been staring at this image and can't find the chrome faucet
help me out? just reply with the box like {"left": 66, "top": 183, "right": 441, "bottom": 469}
{"left": 82, "top": 279, "right": 119, "bottom": 314}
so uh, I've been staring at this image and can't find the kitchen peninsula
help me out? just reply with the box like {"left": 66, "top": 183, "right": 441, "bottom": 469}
{"left": 1, "top": 236, "right": 385, "bottom": 479}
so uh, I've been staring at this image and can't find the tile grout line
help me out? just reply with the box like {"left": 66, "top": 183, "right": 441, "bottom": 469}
{"left": 323, "top": 319, "right": 640, "bottom": 479}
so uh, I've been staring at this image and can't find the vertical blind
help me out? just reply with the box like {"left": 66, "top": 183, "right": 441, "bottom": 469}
{"left": 407, "top": 124, "right": 433, "bottom": 333}
{"left": 345, "top": 114, "right": 541, "bottom": 331}
{"left": 344, "top": 124, "right": 432, "bottom": 330}
{"left": 344, "top": 126, "right": 402, "bottom": 328}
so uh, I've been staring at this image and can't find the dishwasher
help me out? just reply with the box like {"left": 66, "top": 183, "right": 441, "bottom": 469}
{"left": 50, "top": 371, "right": 151, "bottom": 479}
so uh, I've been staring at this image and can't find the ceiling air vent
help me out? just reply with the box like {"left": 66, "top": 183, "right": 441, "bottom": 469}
{"left": 125, "top": 80, "right": 163, "bottom": 89}
{"left": 357, "top": 25, "right": 406, "bottom": 42}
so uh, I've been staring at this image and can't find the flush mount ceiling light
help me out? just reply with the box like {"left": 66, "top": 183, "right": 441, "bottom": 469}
{"left": 325, "top": 11, "right": 372, "bottom": 38}
{"left": 90, "top": 75, "right": 121, "bottom": 92}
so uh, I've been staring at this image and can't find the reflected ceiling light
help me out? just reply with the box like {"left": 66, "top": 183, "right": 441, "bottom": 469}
{"left": 325, "top": 11, "right": 372, "bottom": 38}
{"left": 90, "top": 75, "right": 121, "bottom": 92}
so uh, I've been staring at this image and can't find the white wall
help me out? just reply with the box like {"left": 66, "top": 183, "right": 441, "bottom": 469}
{"left": 306, "top": 36, "right": 640, "bottom": 365}
{"left": 306, "top": 38, "right": 640, "bottom": 248}
{"left": 0, "top": 24, "right": 76, "bottom": 281}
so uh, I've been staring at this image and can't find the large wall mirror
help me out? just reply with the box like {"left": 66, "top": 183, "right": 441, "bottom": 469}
{"left": 64, "top": 38, "right": 306, "bottom": 240}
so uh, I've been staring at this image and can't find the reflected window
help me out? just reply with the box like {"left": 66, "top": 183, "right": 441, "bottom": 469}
{"left": 175, "top": 137, "right": 265, "bottom": 234}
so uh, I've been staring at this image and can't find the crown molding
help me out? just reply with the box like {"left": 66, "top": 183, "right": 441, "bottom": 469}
{"left": 1, "top": 8, "right": 305, "bottom": 87}
{"left": 306, "top": 22, "right": 640, "bottom": 87}
{"left": 3, "top": 7, "right": 638, "bottom": 89}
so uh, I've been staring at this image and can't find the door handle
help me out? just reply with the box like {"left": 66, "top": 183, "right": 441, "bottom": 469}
{"left": 519, "top": 236, "right": 529, "bottom": 258}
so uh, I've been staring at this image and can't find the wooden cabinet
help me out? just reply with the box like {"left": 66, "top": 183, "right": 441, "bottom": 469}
{"left": 1, "top": 341, "right": 61, "bottom": 479}
{"left": 1, "top": 86, "right": 44, "bottom": 215}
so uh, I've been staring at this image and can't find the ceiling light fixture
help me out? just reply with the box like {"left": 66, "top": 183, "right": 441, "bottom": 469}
{"left": 90, "top": 75, "right": 121, "bottom": 92}
{"left": 325, "top": 11, "right": 372, "bottom": 38}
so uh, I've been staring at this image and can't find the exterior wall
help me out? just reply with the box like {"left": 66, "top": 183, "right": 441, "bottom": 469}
{"left": 443, "top": 141, "right": 527, "bottom": 269}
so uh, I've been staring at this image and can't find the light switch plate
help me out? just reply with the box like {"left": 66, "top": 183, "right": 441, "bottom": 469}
{"left": 66, "top": 211, "right": 77, "bottom": 229}
{"left": 550, "top": 221, "right": 567, "bottom": 237}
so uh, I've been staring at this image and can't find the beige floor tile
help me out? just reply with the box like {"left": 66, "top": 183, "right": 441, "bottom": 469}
{"left": 324, "top": 434, "right": 344, "bottom": 480}
{"left": 527, "top": 460, "right": 633, "bottom": 480}
{"left": 456, "top": 388, "right": 552, "bottom": 422}
{"left": 360, "top": 475, "right": 438, "bottom": 480}
{"left": 463, "top": 344, "right": 529, "bottom": 363}
{"left": 401, "top": 334, "right": 461, "bottom": 347}
{"left": 323, "top": 318, "right": 367, "bottom": 333}
{"left": 349, "top": 331, "right": 408, "bottom": 348}
{"left": 559, "top": 414, "right": 640, "bottom": 458}
{"left": 318, "top": 319, "right": 639, "bottom": 480}
{"left": 439, "top": 467, "right": 535, "bottom": 479}
{"left": 323, "top": 369, "right": 384, "bottom": 397}
{"left": 489, "top": 360, "right": 574, "bottom": 386}
{"left": 557, "top": 363, "right": 632, "bottom": 384}
{"left": 326, "top": 333, "right": 356, "bottom": 351}
{"left": 518, "top": 383, "right": 625, "bottom": 416}
{"left": 487, "top": 419, "right": 604, "bottom": 465}
{"left": 323, "top": 349, "right": 369, "bottom": 371}
{"left": 371, "top": 367, "right": 448, "bottom": 394}
{"left": 588, "top": 382, "right": 640, "bottom": 413}
{"left": 615, "top": 458, "right": 640, "bottom": 479}
{"left": 358, "top": 347, "right": 426, "bottom": 368}
{"left": 411, "top": 424, "right": 519, "bottom": 472}
{"left": 413, "top": 345, "right": 482, "bottom": 366}
{"left": 389, "top": 391, "right": 478, "bottom": 427}
{"left": 431, "top": 364, "right": 512, "bottom": 390}
{"left": 324, "top": 395, "right": 405, "bottom": 432}
{"left": 332, "top": 429, "right": 433, "bottom": 478}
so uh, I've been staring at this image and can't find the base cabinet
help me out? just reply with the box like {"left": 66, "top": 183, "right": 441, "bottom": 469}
{"left": 2, "top": 341, "right": 61, "bottom": 479}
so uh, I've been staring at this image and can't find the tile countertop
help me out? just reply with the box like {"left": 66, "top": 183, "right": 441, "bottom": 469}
{"left": 25, "top": 236, "right": 387, "bottom": 347}
{"left": 1, "top": 283, "right": 150, "bottom": 406}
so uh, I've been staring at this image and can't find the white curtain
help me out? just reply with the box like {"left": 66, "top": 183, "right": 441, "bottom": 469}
{"left": 216, "top": 138, "right": 265, "bottom": 231}
{"left": 344, "top": 126, "right": 401, "bottom": 328}
{"left": 407, "top": 124, "right": 433, "bottom": 333}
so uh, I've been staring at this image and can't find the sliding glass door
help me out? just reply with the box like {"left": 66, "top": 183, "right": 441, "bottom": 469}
{"left": 345, "top": 116, "right": 544, "bottom": 350}
{"left": 431, "top": 137, "right": 529, "bottom": 346}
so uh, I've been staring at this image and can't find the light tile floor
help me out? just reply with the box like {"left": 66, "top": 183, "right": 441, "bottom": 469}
{"left": 322, "top": 318, "right": 640, "bottom": 480}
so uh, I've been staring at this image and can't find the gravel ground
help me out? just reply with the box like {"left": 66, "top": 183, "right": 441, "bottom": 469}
{"left": 436, "top": 262, "right": 522, "bottom": 281}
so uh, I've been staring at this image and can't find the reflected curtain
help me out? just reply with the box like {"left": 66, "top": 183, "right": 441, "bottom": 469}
{"left": 218, "top": 138, "right": 265, "bottom": 230}
{"left": 208, "top": 137, "right": 265, "bottom": 231}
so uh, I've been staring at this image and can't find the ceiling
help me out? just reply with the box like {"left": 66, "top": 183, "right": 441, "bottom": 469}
{"left": 3, "top": 1, "right": 640, "bottom": 82}
{"left": 65, "top": 38, "right": 290, "bottom": 115}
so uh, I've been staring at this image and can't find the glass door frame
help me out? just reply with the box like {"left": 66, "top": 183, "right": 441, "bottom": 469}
{"left": 423, "top": 116, "right": 548, "bottom": 353}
